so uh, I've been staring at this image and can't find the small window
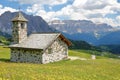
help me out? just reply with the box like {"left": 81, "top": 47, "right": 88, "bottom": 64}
{"left": 48, "top": 48, "right": 52, "bottom": 54}
{"left": 21, "top": 23, "right": 24, "bottom": 29}
{"left": 13, "top": 22, "right": 17, "bottom": 25}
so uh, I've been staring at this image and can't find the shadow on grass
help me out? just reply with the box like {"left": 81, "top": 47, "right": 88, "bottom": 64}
{"left": 0, "top": 58, "right": 10, "bottom": 62}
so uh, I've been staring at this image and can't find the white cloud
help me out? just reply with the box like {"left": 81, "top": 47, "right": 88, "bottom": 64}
{"left": 73, "top": 0, "right": 87, "bottom": 7}
{"left": 69, "top": 0, "right": 120, "bottom": 27}
{"left": 73, "top": 0, "right": 117, "bottom": 10}
{"left": 115, "top": 16, "right": 120, "bottom": 26}
{"left": 10, "top": 0, "right": 67, "bottom": 6}
{"left": 23, "top": 0, "right": 120, "bottom": 26}
{"left": 0, "top": 4, "right": 17, "bottom": 15}
{"left": 116, "top": 16, "right": 120, "bottom": 20}
{"left": 26, "top": 4, "right": 43, "bottom": 14}
{"left": 91, "top": 18, "right": 115, "bottom": 25}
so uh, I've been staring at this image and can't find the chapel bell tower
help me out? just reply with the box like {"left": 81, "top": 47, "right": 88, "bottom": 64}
{"left": 12, "top": 11, "right": 28, "bottom": 44}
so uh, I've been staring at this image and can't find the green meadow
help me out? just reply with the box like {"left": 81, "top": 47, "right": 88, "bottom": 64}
{"left": 0, "top": 46, "right": 120, "bottom": 80}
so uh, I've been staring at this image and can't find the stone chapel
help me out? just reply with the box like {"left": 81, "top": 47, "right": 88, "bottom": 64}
{"left": 9, "top": 11, "right": 71, "bottom": 64}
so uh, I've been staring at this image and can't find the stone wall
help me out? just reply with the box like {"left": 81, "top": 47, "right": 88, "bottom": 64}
{"left": 42, "top": 37, "right": 68, "bottom": 64}
{"left": 10, "top": 38, "right": 68, "bottom": 64}
{"left": 12, "top": 21, "right": 27, "bottom": 44}
{"left": 10, "top": 48, "right": 42, "bottom": 63}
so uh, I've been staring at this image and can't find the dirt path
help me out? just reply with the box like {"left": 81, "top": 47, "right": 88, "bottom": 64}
{"left": 68, "top": 56, "right": 87, "bottom": 60}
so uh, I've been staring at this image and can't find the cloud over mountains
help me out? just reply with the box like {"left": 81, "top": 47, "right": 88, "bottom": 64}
{"left": 1, "top": 0, "right": 120, "bottom": 27}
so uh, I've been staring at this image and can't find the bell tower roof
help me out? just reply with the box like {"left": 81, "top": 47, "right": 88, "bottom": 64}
{"left": 12, "top": 11, "right": 28, "bottom": 22}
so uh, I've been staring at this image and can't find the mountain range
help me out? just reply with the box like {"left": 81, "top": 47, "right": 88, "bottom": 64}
{"left": 49, "top": 20, "right": 120, "bottom": 45}
{"left": 0, "top": 11, "right": 120, "bottom": 45}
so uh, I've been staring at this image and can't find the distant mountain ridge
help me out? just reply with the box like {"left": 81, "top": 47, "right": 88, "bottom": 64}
{"left": 1, "top": 11, "right": 120, "bottom": 45}
{"left": 0, "top": 11, "right": 53, "bottom": 37}
{"left": 49, "top": 20, "right": 120, "bottom": 45}
{"left": 49, "top": 20, "right": 115, "bottom": 34}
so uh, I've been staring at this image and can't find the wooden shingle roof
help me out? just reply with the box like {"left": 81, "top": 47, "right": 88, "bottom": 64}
{"left": 12, "top": 12, "right": 28, "bottom": 22}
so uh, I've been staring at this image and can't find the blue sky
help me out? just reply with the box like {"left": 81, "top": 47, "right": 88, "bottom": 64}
{"left": 0, "top": 0, "right": 120, "bottom": 27}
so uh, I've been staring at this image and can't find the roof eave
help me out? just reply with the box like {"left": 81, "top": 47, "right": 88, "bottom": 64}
{"left": 9, "top": 46, "right": 43, "bottom": 51}
{"left": 59, "top": 34, "right": 72, "bottom": 46}
{"left": 11, "top": 19, "right": 28, "bottom": 22}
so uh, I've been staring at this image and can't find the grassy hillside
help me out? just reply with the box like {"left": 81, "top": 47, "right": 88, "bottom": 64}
{"left": 0, "top": 36, "right": 10, "bottom": 45}
{"left": 0, "top": 46, "right": 120, "bottom": 80}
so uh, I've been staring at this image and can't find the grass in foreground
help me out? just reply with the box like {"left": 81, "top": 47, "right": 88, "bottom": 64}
{"left": 0, "top": 46, "right": 120, "bottom": 80}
